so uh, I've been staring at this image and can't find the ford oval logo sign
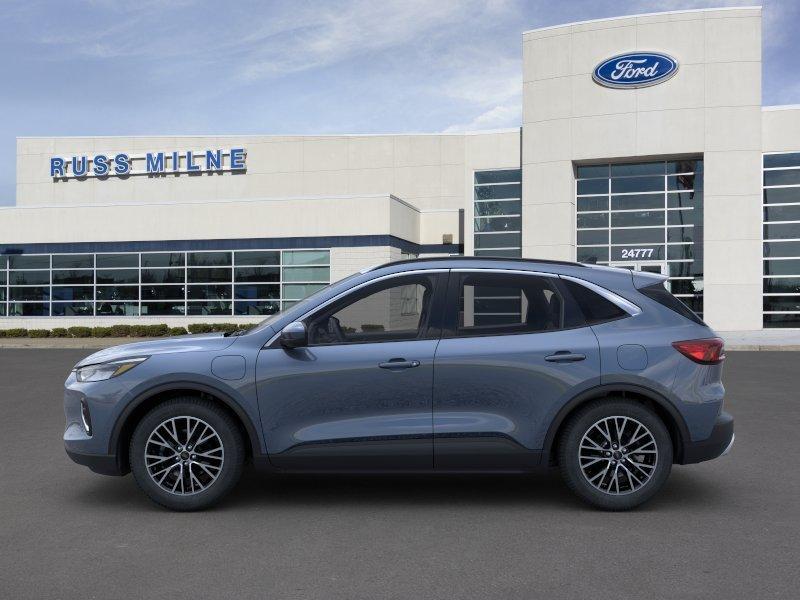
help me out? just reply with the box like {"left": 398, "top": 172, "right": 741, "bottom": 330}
{"left": 593, "top": 52, "right": 678, "bottom": 89}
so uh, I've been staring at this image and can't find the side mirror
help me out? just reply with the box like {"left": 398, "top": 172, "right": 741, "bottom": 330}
{"left": 280, "top": 321, "right": 307, "bottom": 348}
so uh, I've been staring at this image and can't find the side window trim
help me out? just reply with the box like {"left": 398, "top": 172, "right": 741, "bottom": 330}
{"left": 558, "top": 275, "right": 642, "bottom": 316}
{"left": 442, "top": 268, "right": 566, "bottom": 339}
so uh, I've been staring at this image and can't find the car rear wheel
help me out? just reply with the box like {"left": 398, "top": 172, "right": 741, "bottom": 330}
{"left": 558, "top": 399, "right": 672, "bottom": 510}
{"left": 130, "top": 397, "right": 245, "bottom": 511}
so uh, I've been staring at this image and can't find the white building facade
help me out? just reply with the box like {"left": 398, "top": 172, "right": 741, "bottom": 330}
{"left": 2, "top": 6, "right": 799, "bottom": 331}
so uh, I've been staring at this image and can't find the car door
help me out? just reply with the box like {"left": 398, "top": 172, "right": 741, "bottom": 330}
{"left": 256, "top": 270, "right": 447, "bottom": 471}
{"left": 432, "top": 269, "right": 601, "bottom": 470}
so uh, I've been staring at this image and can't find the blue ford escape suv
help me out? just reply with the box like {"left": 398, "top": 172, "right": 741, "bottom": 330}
{"left": 64, "top": 257, "right": 733, "bottom": 511}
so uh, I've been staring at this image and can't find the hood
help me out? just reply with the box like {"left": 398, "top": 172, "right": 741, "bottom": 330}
{"left": 75, "top": 333, "right": 238, "bottom": 367}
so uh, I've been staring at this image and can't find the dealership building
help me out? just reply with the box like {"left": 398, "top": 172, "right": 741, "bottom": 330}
{"left": 2, "top": 5, "right": 799, "bottom": 331}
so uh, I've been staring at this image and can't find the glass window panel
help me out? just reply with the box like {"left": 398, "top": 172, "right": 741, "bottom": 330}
{"left": 667, "top": 174, "right": 700, "bottom": 192}
{"left": 187, "top": 268, "right": 231, "bottom": 283}
{"left": 281, "top": 250, "right": 330, "bottom": 266}
{"left": 234, "top": 266, "right": 280, "bottom": 283}
{"left": 577, "top": 197, "right": 609, "bottom": 212}
{"left": 187, "top": 251, "right": 231, "bottom": 266}
{"left": 474, "top": 200, "right": 521, "bottom": 216}
{"left": 668, "top": 227, "right": 694, "bottom": 244}
{"left": 764, "top": 169, "right": 800, "bottom": 187}
{"left": 611, "top": 228, "right": 665, "bottom": 244}
{"left": 9, "top": 271, "right": 50, "bottom": 285}
{"left": 668, "top": 209, "right": 701, "bottom": 226}
{"left": 678, "top": 296, "right": 703, "bottom": 313}
{"left": 610, "top": 162, "right": 664, "bottom": 176}
{"left": 234, "top": 284, "right": 280, "bottom": 299}
{"left": 187, "top": 301, "right": 232, "bottom": 316}
{"left": 764, "top": 314, "right": 800, "bottom": 327}
{"left": 577, "top": 213, "right": 609, "bottom": 229}
{"left": 0, "top": 255, "right": 6, "bottom": 269}
{"left": 8, "top": 302, "right": 49, "bottom": 316}
{"left": 611, "top": 194, "right": 664, "bottom": 210}
{"left": 764, "top": 205, "right": 800, "bottom": 223}
{"left": 765, "top": 223, "right": 800, "bottom": 240}
{"left": 96, "top": 254, "right": 137, "bottom": 268}
{"left": 140, "top": 253, "right": 185, "bottom": 267}
{"left": 0, "top": 271, "right": 5, "bottom": 285}
{"left": 611, "top": 245, "right": 665, "bottom": 261}
{"left": 667, "top": 191, "right": 702, "bottom": 209}
{"left": 577, "top": 230, "right": 609, "bottom": 245}
{"left": 187, "top": 285, "right": 232, "bottom": 300}
{"left": 669, "top": 279, "right": 703, "bottom": 295}
{"left": 9, "top": 255, "right": 49, "bottom": 269}
{"left": 52, "top": 286, "right": 93, "bottom": 301}
{"left": 611, "top": 210, "right": 665, "bottom": 228}
{"left": 473, "top": 249, "right": 522, "bottom": 258}
{"left": 764, "top": 241, "right": 800, "bottom": 258}
{"left": 474, "top": 232, "right": 521, "bottom": 249}
{"left": 576, "top": 179, "right": 607, "bottom": 195}
{"left": 763, "top": 188, "right": 800, "bottom": 204}
{"left": 669, "top": 262, "right": 703, "bottom": 277}
{"left": 763, "top": 278, "right": 800, "bottom": 294}
{"left": 96, "top": 302, "right": 138, "bottom": 316}
{"left": 52, "top": 254, "right": 93, "bottom": 269}
{"left": 764, "top": 259, "right": 800, "bottom": 276}
{"left": 52, "top": 302, "right": 94, "bottom": 316}
{"left": 96, "top": 286, "right": 138, "bottom": 301}
{"left": 0, "top": 288, "right": 5, "bottom": 301}
{"left": 667, "top": 244, "right": 695, "bottom": 261}
{"left": 474, "top": 170, "right": 521, "bottom": 184}
{"left": 283, "top": 283, "right": 327, "bottom": 300}
{"left": 474, "top": 184, "right": 522, "bottom": 200}
{"left": 141, "top": 285, "right": 185, "bottom": 300}
{"left": 10, "top": 287, "right": 49, "bottom": 301}
{"left": 141, "top": 268, "right": 185, "bottom": 284}
{"left": 576, "top": 164, "right": 609, "bottom": 179}
{"left": 763, "top": 296, "right": 800, "bottom": 312}
{"left": 140, "top": 302, "right": 185, "bottom": 316}
{"left": 611, "top": 176, "right": 663, "bottom": 194}
{"left": 474, "top": 216, "right": 521, "bottom": 233}
{"left": 0, "top": 305, "right": 5, "bottom": 316}
{"left": 95, "top": 269, "right": 138, "bottom": 284}
{"left": 764, "top": 153, "right": 800, "bottom": 168}
{"left": 234, "top": 251, "right": 279, "bottom": 266}
{"left": 52, "top": 270, "right": 93, "bottom": 284}
{"left": 235, "top": 300, "right": 281, "bottom": 316}
{"left": 577, "top": 246, "right": 609, "bottom": 263}
{"left": 667, "top": 160, "right": 702, "bottom": 174}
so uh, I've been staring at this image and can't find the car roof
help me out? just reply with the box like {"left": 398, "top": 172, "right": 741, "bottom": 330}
{"left": 367, "top": 256, "right": 587, "bottom": 271}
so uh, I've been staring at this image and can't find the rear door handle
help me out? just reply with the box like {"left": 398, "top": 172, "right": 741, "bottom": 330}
{"left": 545, "top": 351, "right": 586, "bottom": 363}
{"left": 379, "top": 358, "right": 421, "bottom": 370}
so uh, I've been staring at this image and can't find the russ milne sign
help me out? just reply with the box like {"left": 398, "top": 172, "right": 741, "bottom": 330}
{"left": 50, "top": 148, "right": 246, "bottom": 179}
{"left": 593, "top": 52, "right": 678, "bottom": 89}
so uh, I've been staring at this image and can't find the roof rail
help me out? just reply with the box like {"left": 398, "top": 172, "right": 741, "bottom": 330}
{"left": 367, "top": 256, "right": 587, "bottom": 271}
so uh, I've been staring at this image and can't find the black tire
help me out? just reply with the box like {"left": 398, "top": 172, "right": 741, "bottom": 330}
{"left": 130, "top": 397, "right": 245, "bottom": 511}
{"left": 558, "top": 399, "right": 673, "bottom": 511}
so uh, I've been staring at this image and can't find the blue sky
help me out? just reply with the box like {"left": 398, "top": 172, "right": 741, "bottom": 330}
{"left": 2, "top": 0, "right": 798, "bottom": 206}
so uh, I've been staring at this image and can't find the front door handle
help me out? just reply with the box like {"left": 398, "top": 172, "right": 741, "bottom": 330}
{"left": 378, "top": 358, "right": 421, "bottom": 370}
{"left": 545, "top": 351, "right": 586, "bottom": 363}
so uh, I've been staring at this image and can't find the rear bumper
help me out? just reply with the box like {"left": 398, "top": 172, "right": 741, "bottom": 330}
{"left": 679, "top": 410, "right": 734, "bottom": 464}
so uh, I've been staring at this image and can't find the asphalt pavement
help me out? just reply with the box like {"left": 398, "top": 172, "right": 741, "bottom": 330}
{"left": 0, "top": 349, "right": 798, "bottom": 599}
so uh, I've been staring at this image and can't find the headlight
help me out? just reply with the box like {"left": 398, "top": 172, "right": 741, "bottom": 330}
{"left": 74, "top": 357, "right": 148, "bottom": 382}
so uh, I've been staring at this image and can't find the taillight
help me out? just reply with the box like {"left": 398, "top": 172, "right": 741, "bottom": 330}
{"left": 672, "top": 338, "right": 725, "bottom": 364}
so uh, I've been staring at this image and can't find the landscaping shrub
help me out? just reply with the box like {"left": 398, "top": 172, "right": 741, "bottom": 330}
{"left": 28, "top": 329, "right": 51, "bottom": 338}
{"left": 91, "top": 327, "right": 113, "bottom": 338}
{"left": 188, "top": 323, "right": 213, "bottom": 334}
{"left": 4, "top": 328, "right": 28, "bottom": 338}
{"left": 145, "top": 324, "right": 169, "bottom": 337}
{"left": 129, "top": 325, "right": 149, "bottom": 337}
{"left": 0, "top": 329, "right": 5, "bottom": 338}
{"left": 50, "top": 328, "right": 69, "bottom": 338}
{"left": 211, "top": 323, "right": 237, "bottom": 333}
{"left": 109, "top": 324, "right": 132, "bottom": 337}
{"left": 68, "top": 326, "right": 92, "bottom": 338}
{"left": 168, "top": 327, "right": 188, "bottom": 336}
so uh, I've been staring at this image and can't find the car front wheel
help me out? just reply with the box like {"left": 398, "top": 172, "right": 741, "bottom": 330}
{"left": 130, "top": 397, "right": 245, "bottom": 511}
{"left": 558, "top": 399, "right": 673, "bottom": 511}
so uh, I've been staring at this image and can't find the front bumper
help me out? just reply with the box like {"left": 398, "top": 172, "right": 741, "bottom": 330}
{"left": 65, "top": 448, "right": 124, "bottom": 476}
{"left": 679, "top": 410, "right": 734, "bottom": 464}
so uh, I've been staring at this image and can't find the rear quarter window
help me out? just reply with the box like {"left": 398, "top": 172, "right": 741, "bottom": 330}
{"left": 639, "top": 282, "right": 706, "bottom": 326}
{"left": 561, "top": 280, "right": 628, "bottom": 325}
